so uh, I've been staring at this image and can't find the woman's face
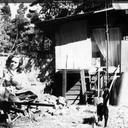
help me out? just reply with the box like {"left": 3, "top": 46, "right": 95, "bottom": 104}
{"left": 10, "top": 57, "right": 20, "bottom": 70}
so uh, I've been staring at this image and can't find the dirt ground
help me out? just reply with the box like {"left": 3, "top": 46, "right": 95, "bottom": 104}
{"left": 0, "top": 57, "right": 128, "bottom": 128}
{"left": 2, "top": 104, "right": 127, "bottom": 128}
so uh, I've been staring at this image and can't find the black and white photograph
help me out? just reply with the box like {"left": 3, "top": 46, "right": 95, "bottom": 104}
{"left": 0, "top": 0, "right": 128, "bottom": 128}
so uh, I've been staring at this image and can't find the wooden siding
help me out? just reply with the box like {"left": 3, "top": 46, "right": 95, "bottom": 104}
{"left": 55, "top": 20, "right": 92, "bottom": 70}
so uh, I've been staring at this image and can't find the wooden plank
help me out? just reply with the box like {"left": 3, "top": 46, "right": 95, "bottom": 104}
{"left": 66, "top": 95, "right": 80, "bottom": 100}
{"left": 66, "top": 91, "right": 80, "bottom": 95}
{"left": 80, "top": 69, "right": 86, "bottom": 95}
{"left": 80, "top": 69, "right": 87, "bottom": 104}
{"left": 98, "top": 71, "right": 100, "bottom": 97}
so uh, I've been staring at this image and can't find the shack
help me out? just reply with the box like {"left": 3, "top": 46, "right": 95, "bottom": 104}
{"left": 36, "top": 0, "right": 128, "bottom": 105}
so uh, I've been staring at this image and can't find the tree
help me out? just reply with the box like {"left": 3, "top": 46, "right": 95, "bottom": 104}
{"left": 9, "top": 3, "right": 30, "bottom": 54}
{"left": 0, "top": 3, "right": 12, "bottom": 52}
{"left": 0, "top": 2, "right": 30, "bottom": 53}
{"left": 28, "top": 0, "right": 78, "bottom": 21}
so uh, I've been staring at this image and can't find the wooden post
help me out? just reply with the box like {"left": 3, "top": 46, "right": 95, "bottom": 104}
{"left": 80, "top": 70, "right": 86, "bottom": 95}
{"left": 62, "top": 69, "right": 67, "bottom": 97}
{"left": 80, "top": 69, "right": 86, "bottom": 103}
{"left": 105, "top": 5, "right": 109, "bottom": 85}
{"left": 101, "top": 74, "right": 104, "bottom": 89}
{"left": 98, "top": 71, "right": 100, "bottom": 97}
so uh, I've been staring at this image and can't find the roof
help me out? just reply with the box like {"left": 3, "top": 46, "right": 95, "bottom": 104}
{"left": 35, "top": 8, "right": 115, "bottom": 31}
{"left": 35, "top": 1, "right": 128, "bottom": 31}
{"left": 35, "top": 11, "right": 93, "bottom": 28}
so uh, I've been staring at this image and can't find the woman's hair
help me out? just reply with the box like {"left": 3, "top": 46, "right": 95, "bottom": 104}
{"left": 6, "top": 55, "right": 23, "bottom": 73}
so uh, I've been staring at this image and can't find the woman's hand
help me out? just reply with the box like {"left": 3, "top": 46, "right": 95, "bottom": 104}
{"left": 4, "top": 72, "right": 11, "bottom": 81}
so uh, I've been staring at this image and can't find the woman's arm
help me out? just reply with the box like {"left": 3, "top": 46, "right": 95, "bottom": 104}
{"left": 10, "top": 78, "right": 23, "bottom": 90}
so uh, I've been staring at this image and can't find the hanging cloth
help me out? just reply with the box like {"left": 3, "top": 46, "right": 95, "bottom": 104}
{"left": 92, "top": 28, "right": 121, "bottom": 67}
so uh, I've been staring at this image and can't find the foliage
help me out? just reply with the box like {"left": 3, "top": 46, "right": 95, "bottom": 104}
{"left": 27, "top": 0, "right": 111, "bottom": 22}
{"left": 8, "top": 3, "right": 29, "bottom": 54}
{"left": 0, "top": 3, "right": 12, "bottom": 52}
{"left": 27, "top": 0, "right": 78, "bottom": 22}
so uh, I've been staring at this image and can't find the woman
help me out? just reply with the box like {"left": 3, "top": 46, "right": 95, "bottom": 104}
{"left": 2, "top": 55, "right": 38, "bottom": 102}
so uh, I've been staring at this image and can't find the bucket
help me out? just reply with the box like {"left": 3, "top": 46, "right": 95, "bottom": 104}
{"left": 94, "top": 97, "right": 103, "bottom": 106}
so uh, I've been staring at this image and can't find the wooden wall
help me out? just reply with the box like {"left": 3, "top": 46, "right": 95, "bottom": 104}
{"left": 55, "top": 20, "right": 92, "bottom": 70}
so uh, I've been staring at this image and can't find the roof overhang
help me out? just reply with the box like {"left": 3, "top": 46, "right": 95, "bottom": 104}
{"left": 35, "top": 11, "right": 94, "bottom": 31}
{"left": 94, "top": 7, "right": 114, "bottom": 13}
{"left": 112, "top": 1, "right": 128, "bottom": 10}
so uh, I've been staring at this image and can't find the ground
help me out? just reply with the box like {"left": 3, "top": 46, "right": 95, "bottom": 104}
{"left": 0, "top": 57, "right": 128, "bottom": 128}
{"left": 2, "top": 104, "right": 128, "bottom": 128}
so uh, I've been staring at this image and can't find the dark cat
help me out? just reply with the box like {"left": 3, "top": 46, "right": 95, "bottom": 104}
{"left": 97, "top": 87, "right": 109, "bottom": 127}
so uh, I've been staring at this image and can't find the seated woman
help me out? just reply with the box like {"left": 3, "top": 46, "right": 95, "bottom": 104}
{"left": 2, "top": 55, "right": 38, "bottom": 102}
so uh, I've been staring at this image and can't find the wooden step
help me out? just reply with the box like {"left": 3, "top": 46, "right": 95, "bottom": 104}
{"left": 66, "top": 90, "right": 80, "bottom": 95}
{"left": 70, "top": 86, "right": 80, "bottom": 90}
{"left": 66, "top": 80, "right": 81, "bottom": 105}
{"left": 69, "top": 85, "right": 81, "bottom": 90}
{"left": 66, "top": 95, "right": 80, "bottom": 100}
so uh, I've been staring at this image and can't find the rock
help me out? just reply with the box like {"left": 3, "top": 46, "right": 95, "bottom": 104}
{"left": 57, "top": 96, "right": 67, "bottom": 106}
